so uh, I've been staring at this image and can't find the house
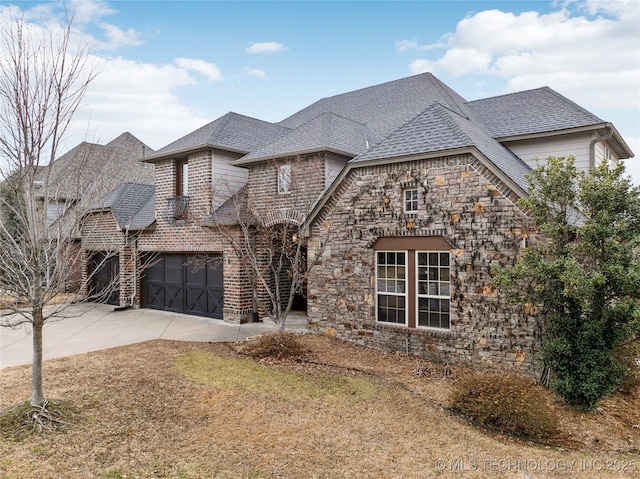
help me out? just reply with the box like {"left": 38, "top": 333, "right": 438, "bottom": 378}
{"left": 81, "top": 73, "right": 634, "bottom": 376}
{"left": 38, "top": 132, "right": 155, "bottom": 293}
{"left": 81, "top": 182, "right": 155, "bottom": 305}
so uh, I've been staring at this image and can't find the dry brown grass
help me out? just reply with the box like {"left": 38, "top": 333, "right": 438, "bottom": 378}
{"left": 1, "top": 335, "right": 639, "bottom": 479}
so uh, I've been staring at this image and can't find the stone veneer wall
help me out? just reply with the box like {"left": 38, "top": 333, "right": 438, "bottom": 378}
{"left": 307, "top": 154, "right": 543, "bottom": 378}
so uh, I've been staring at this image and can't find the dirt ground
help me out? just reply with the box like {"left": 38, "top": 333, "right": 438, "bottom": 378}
{"left": 1, "top": 334, "right": 639, "bottom": 479}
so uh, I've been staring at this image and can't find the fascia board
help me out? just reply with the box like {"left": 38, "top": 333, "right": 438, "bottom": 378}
{"left": 232, "top": 147, "right": 356, "bottom": 167}
{"left": 142, "top": 143, "right": 249, "bottom": 163}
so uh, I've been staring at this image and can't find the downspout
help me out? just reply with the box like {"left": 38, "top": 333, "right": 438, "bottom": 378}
{"left": 589, "top": 123, "right": 614, "bottom": 169}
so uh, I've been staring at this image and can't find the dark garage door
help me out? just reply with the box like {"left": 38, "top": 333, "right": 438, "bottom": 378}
{"left": 144, "top": 254, "right": 223, "bottom": 319}
{"left": 90, "top": 252, "right": 120, "bottom": 306}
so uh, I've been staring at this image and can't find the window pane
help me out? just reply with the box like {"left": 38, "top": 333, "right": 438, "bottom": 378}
{"left": 440, "top": 253, "right": 450, "bottom": 267}
{"left": 429, "top": 267, "right": 438, "bottom": 280}
{"left": 418, "top": 253, "right": 427, "bottom": 265}
{"left": 397, "top": 252, "right": 405, "bottom": 264}
{"left": 377, "top": 252, "right": 385, "bottom": 264}
{"left": 440, "top": 268, "right": 450, "bottom": 282}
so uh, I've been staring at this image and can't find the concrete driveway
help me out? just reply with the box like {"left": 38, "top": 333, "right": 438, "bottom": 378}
{"left": 1, "top": 303, "right": 307, "bottom": 369}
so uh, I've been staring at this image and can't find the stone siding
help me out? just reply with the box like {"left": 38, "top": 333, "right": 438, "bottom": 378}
{"left": 308, "top": 154, "right": 542, "bottom": 377}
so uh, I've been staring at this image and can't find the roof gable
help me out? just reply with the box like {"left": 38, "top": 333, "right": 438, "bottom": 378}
{"left": 353, "top": 102, "right": 530, "bottom": 193}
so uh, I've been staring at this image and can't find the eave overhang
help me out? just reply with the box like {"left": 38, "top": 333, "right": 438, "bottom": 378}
{"left": 232, "top": 147, "right": 357, "bottom": 168}
{"left": 141, "top": 142, "right": 250, "bottom": 163}
{"left": 498, "top": 123, "right": 634, "bottom": 159}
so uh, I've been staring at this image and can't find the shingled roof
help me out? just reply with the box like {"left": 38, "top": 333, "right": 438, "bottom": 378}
{"left": 90, "top": 182, "right": 155, "bottom": 230}
{"left": 236, "top": 112, "right": 369, "bottom": 164}
{"left": 279, "top": 73, "right": 468, "bottom": 142}
{"left": 353, "top": 102, "right": 531, "bottom": 192}
{"left": 466, "top": 87, "right": 605, "bottom": 139}
{"left": 36, "top": 132, "right": 155, "bottom": 203}
{"left": 144, "top": 112, "right": 290, "bottom": 161}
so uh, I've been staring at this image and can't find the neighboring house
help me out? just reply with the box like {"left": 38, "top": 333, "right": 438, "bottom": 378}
{"left": 81, "top": 73, "right": 634, "bottom": 376}
{"left": 81, "top": 182, "right": 155, "bottom": 305}
{"left": 38, "top": 132, "right": 154, "bottom": 292}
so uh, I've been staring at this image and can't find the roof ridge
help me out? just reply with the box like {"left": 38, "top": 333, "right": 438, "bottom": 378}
{"left": 429, "top": 76, "right": 469, "bottom": 118}
{"left": 208, "top": 112, "right": 234, "bottom": 142}
{"left": 466, "top": 86, "right": 551, "bottom": 104}
{"left": 360, "top": 101, "right": 447, "bottom": 154}
{"left": 311, "top": 72, "right": 438, "bottom": 105}
{"left": 432, "top": 103, "right": 474, "bottom": 147}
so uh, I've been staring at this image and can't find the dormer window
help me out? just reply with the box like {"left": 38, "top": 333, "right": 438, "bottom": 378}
{"left": 278, "top": 164, "right": 291, "bottom": 194}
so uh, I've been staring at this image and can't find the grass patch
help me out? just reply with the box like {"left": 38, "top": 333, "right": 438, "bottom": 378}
{"left": 175, "top": 350, "right": 384, "bottom": 402}
{"left": 0, "top": 399, "right": 77, "bottom": 441}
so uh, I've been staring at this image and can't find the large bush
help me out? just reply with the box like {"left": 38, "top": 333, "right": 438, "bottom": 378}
{"left": 493, "top": 157, "right": 640, "bottom": 409}
{"left": 450, "top": 372, "right": 559, "bottom": 441}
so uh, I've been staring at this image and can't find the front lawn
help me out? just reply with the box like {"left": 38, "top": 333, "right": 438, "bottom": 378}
{"left": 1, "top": 335, "right": 638, "bottom": 478}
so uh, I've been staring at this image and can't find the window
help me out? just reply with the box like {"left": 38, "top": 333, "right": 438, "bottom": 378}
{"left": 404, "top": 188, "right": 418, "bottom": 213}
{"left": 416, "top": 252, "right": 450, "bottom": 329}
{"left": 376, "top": 251, "right": 406, "bottom": 325}
{"left": 604, "top": 145, "right": 616, "bottom": 168}
{"left": 176, "top": 159, "right": 188, "bottom": 196}
{"left": 374, "top": 237, "right": 452, "bottom": 330}
{"left": 278, "top": 164, "right": 291, "bottom": 194}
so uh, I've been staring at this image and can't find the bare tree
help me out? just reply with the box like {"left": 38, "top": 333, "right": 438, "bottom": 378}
{"left": 206, "top": 155, "right": 330, "bottom": 330}
{"left": 0, "top": 11, "right": 97, "bottom": 406}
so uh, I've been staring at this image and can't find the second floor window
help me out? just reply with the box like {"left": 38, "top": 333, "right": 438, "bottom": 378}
{"left": 177, "top": 159, "right": 188, "bottom": 196}
{"left": 404, "top": 188, "right": 418, "bottom": 213}
{"left": 278, "top": 164, "right": 291, "bottom": 194}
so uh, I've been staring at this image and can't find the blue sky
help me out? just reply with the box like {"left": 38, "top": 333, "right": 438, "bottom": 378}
{"left": 2, "top": 0, "right": 639, "bottom": 182}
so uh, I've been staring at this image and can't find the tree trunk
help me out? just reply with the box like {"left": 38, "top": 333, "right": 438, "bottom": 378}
{"left": 31, "top": 308, "right": 45, "bottom": 405}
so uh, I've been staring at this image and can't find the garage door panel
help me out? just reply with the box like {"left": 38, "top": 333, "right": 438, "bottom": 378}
{"left": 90, "top": 252, "right": 119, "bottom": 306}
{"left": 144, "top": 253, "right": 223, "bottom": 319}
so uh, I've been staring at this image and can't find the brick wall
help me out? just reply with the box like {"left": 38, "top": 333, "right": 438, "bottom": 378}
{"left": 247, "top": 154, "right": 327, "bottom": 221}
{"left": 307, "top": 154, "right": 543, "bottom": 378}
{"left": 138, "top": 151, "right": 253, "bottom": 322}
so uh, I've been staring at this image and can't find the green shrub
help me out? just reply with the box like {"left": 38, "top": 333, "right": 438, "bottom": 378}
{"left": 241, "top": 332, "right": 309, "bottom": 360}
{"left": 450, "top": 372, "right": 558, "bottom": 441}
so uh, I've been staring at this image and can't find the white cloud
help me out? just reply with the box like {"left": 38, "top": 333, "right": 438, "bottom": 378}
{"left": 68, "top": 0, "right": 116, "bottom": 25}
{"left": 396, "top": 39, "right": 418, "bottom": 52}
{"left": 175, "top": 58, "right": 223, "bottom": 82}
{"left": 405, "top": 3, "right": 640, "bottom": 111}
{"left": 246, "top": 42, "right": 285, "bottom": 54}
{"left": 97, "top": 23, "right": 142, "bottom": 49}
{"left": 245, "top": 68, "right": 266, "bottom": 78}
{"left": 66, "top": 55, "right": 212, "bottom": 151}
